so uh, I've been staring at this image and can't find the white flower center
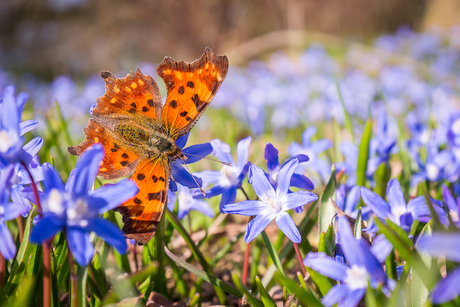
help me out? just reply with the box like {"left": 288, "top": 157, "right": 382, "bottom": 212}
{"left": 345, "top": 265, "right": 369, "bottom": 290}
{"left": 0, "top": 130, "right": 19, "bottom": 153}
{"left": 266, "top": 198, "right": 282, "bottom": 213}
{"left": 0, "top": 206, "right": 4, "bottom": 216}
{"left": 426, "top": 163, "right": 439, "bottom": 181}
{"left": 220, "top": 165, "right": 239, "bottom": 185}
{"left": 452, "top": 119, "right": 460, "bottom": 134}
{"left": 67, "top": 198, "right": 88, "bottom": 221}
{"left": 450, "top": 209, "right": 459, "bottom": 222}
{"left": 420, "top": 130, "right": 430, "bottom": 144}
{"left": 48, "top": 189, "right": 65, "bottom": 215}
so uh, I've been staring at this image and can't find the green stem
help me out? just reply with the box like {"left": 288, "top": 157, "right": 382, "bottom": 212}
{"left": 153, "top": 210, "right": 166, "bottom": 295}
{"left": 68, "top": 245, "right": 78, "bottom": 307}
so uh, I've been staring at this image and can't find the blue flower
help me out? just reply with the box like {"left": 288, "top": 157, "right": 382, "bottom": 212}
{"left": 441, "top": 184, "right": 460, "bottom": 227}
{"left": 29, "top": 144, "right": 138, "bottom": 266}
{"left": 222, "top": 159, "right": 318, "bottom": 243}
{"left": 264, "top": 143, "right": 314, "bottom": 191}
{"left": 167, "top": 183, "right": 214, "bottom": 220}
{"left": 0, "top": 164, "right": 29, "bottom": 259}
{"left": 193, "top": 137, "right": 252, "bottom": 211}
{"left": 304, "top": 217, "right": 391, "bottom": 307}
{"left": 411, "top": 142, "right": 460, "bottom": 186}
{"left": 288, "top": 126, "right": 332, "bottom": 183}
{"left": 336, "top": 184, "right": 371, "bottom": 220}
{"left": 417, "top": 233, "right": 460, "bottom": 304}
{"left": 367, "top": 111, "right": 397, "bottom": 176}
{"left": 0, "top": 86, "right": 42, "bottom": 165}
{"left": 361, "top": 179, "right": 447, "bottom": 232}
{"left": 169, "top": 133, "right": 213, "bottom": 192}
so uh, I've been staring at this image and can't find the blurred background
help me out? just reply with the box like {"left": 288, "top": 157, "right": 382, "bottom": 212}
{"left": 1, "top": 0, "right": 459, "bottom": 79}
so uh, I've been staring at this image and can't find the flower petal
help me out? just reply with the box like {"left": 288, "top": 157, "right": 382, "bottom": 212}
{"left": 88, "top": 179, "right": 139, "bottom": 213}
{"left": 244, "top": 210, "right": 276, "bottom": 243}
{"left": 222, "top": 200, "right": 266, "bottom": 216}
{"left": 189, "top": 200, "right": 215, "bottom": 218}
{"left": 0, "top": 164, "right": 14, "bottom": 204}
{"left": 360, "top": 187, "right": 392, "bottom": 220}
{"left": 303, "top": 252, "right": 348, "bottom": 281}
{"left": 67, "top": 227, "right": 95, "bottom": 266}
{"left": 290, "top": 173, "right": 314, "bottom": 190}
{"left": 311, "top": 139, "right": 333, "bottom": 155}
{"left": 210, "top": 139, "right": 234, "bottom": 165}
{"left": 183, "top": 143, "right": 213, "bottom": 164}
{"left": 175, "top": 133, "right": 189, "bottom": 149}
{"left": 2, "top": 86, "right": 20, "bottom": 134}
{"left": 344, "top": 185, "right": 361, "bottom": 214}
{"left": 0, "top": 222, "right": 16, "bottom": 259}
{"left": 431, "top": 270, "right": 460, "bottom": 304}
{"left": 171, "top": 162, "right": 203, "bottom": 189}
{"left": 387, "top": 179, "right": 406, "bottom": 215}
{"left": 30, "top": 214, "right": 64, "bottom": 243}
{"left": 442, "top": 184, "right": 457, "bottom": 212}
{"left": 248, "top": 165, "right": 276, "bottom": 201}
{"left": 341, "top": 288, "right": 366, "bottom": 307}
{"left": 19, "top": 120, "right": 38, "bottom": 136}
{"left": 219, "top": 185, "right": 237, "bottom": 211}
{"left": 1, "top": 202, "right": 28, "bottom": 221}
{"left": 70, "top": 144, "right": 104, "bottom": 197}
{"left": 281, "top": 191, "right": 318, "bottom": 211}
{"left": 11, "top": 185, "right": 31, "bottom": 217}
{"left": 370, "top": 234, "right": 393, "bottom": 263}
{"left": 417, "top": 233, "right": 460, "bottom": 262}
{"left": 236, "top": 136, "right": 252, "bottom": 171}
{"left": 275, "top": 211, "right": 301, "bottom": 243}
{"left": 264, "top": 143, "right": 280, "bottom": 173}
{"left": 42, "top": 163, "right": 65, "bottom": 191}
{"left": 82, "top": 218, "right": 127, "bottom": 254}
{"left": 301, "top": 126, "right": 316, "bottom": 147}
{"left": 322, "top": 285, "right": 349, "bottom": 307}
{"left": 276, "top": 158, "right": 299, "bottom": 198}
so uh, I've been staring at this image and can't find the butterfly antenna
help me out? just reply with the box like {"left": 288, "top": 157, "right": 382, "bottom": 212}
{"left": 180, "top": 159, "right": 206, "bottom": 196}
{"left": 184, "top": 153, "right": 232, "bottom": 166}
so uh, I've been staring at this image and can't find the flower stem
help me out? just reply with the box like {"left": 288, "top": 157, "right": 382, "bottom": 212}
{"left": 293, "top": 243, "right": 306, "bottom": 277}
{"left": 20, "top": 162, "right": 43, "bottom": 215}
{"left": 68, "top": 245, "right": 78, "bottom": 307}
{"left": 21, "top": 161, "right": 50, "bottom": 307}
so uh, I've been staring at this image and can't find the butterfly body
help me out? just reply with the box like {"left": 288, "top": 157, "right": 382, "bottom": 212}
{"left": 68, "top": 47, "right": 228, "bottom": 244}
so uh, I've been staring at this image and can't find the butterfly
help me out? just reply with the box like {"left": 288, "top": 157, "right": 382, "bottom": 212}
{"left": 68, "top": 47, "right": 229, "bottom": 244}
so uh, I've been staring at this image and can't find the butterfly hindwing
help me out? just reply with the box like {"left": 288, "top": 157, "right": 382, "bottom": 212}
{"left": 92, "top": 69, "right": 163, "bottom": 125}
{"left": 113, "top": 156, "right": 170, "bottom": 245}
{"left": 68, "top": 119, "right": 142, "bottom": 179}
{"left": 157, "top": 47, "right": 229, "bottom": 140}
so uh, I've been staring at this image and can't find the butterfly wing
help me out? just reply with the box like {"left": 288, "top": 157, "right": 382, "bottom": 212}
{"left": 92, "top": 68, "right": 163, "bottom": 126}
{"left": 157, "top": 47, "right": 228, "bottom": 140}
{"left": 68, "top": 119, "right": 142, "bottom": 179}
{"left": 113, "top": 156, "right": 170, "bottom": 245}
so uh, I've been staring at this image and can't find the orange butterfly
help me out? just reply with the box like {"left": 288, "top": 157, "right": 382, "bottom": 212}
{"left": 68, "top": 48, "right": 229, "bottom": 244}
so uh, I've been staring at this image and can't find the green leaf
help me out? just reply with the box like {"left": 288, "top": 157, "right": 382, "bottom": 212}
{"left": 261, "top": 231, "right": 285, "bottom": 277}
{"left": 77, "top": 265, "right": 88, "bottom": 307}
{"left": 305, "top": 267, "right": 332, "bottom": 297}
{"left": 275, "top": 273, "right": 324, "bottom": 307}
{"left": 385, "top": 250, "right": 397, "bottom": 281}
{"left": 151, "top": 210, "right": 166, "bottom": 295}
{"left": 412, "top": 222, "right": 433, "bottom": 307}
{"left": 8, "top": 277, "right": 35, "bottom": 307}
{"left": 374, "top": 219, "right": 437, "bottom": 290}
{"left": 165, "top": 247, "right": 253, "bottom": 301}
{"left": 374, "top": 163, "right": 391, "bottom": 199}
{"left": 319, "top": 165, "right": 337, "bottom": 234}
{"left": 365, "top": 283, "right": 380, "bottom": 307}
{"left": 4, "top": 207, "right": 35, "bottom": 296}
{"left": 357, "top": 119, "right": 372, "bottom": 188}
{"left": 89, "top": 262, "right": 108, "bottom": 298}
{"left": 230, "top": 273, "right": 264, "bottom": 307}
{"left": 102, "top": 262, "right": 158, "bottom": 304}
{"left": 166, "top": 209, "right": 228, "bottom": 304}
{"left": 255, "top": 276, "right": 277, "bottom": 306}
{"left": 354, "top": 207, "right": 363, "bottom": 239}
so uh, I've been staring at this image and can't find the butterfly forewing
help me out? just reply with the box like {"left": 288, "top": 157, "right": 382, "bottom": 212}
{"left": 92, "top": 69, "right": 163, "bottom": 126}
{"left": 157, "top": 47, "right": 229, "bottom": 140}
